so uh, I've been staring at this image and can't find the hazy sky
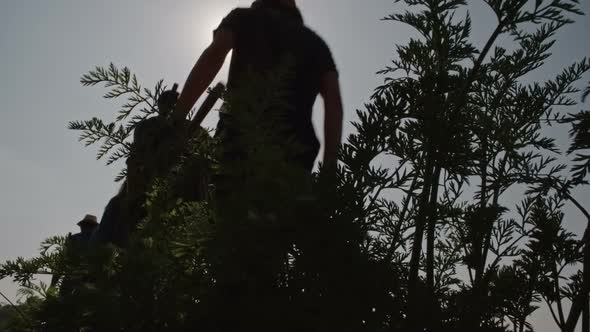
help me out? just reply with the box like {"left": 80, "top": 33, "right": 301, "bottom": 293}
{"left": 1, "top": 1, "right": 589, "bottom": 330}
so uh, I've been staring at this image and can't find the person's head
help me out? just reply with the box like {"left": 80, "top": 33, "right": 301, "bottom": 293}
{"left": 252, "top": 0, "right": 296, "bottom": 8}
{"left": 251, "top": 0, "right": 302, "bottom": 23}
{"left": 77, "top": 214, "right": 99, "bottom": 233}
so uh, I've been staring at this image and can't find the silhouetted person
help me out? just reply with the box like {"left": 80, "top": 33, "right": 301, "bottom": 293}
{"left": 70, "top": 214, "right": 99, "bottom": 248}
{"left": 52, "top": 214, "right": 98, "bottom": 295}
{"left": 173, "top": 1, "right": 343, "bottom": 330}
{"left": 95, "top": 86, "right": 217, "bottom": 247}
{"left": 174, "top": 0, "right": 343, "bottom": 173}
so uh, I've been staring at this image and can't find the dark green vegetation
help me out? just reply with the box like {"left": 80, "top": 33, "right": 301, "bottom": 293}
{"left": 1, "top": 1, "right": 590, "bottom": 331}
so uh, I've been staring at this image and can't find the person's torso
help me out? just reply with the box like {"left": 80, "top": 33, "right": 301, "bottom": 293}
{"left": 222, "top": 7, "right": 332, "bottom": 152}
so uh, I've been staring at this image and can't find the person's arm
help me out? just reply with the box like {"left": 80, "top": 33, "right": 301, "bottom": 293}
{"left": 319, "top": 71, "right": 343, "bottom": 172}
{"left": 173, "top": 29, "right": 233, "bottom": 124}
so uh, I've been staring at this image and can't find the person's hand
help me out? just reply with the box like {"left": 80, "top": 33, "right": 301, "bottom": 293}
{"left": 316, "top": 161, "right": 339, "bottom": 195}
{"left": 322, "top": 157, "right": 338, "bottom": 176}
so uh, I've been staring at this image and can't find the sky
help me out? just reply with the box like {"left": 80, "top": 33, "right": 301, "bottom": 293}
{"left": 0, "top": 1, "right": 589, "bottom": 330}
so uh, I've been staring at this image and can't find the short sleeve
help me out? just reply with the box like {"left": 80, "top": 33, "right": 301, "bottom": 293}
{"left": 313, "top": 34, "right": 337, "bottom": 75}
{"left": 213, "top": 8, "right": 247, "bottom": 38}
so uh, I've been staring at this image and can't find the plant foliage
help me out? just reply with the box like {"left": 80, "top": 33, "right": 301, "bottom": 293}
{"left": 2, "top": 1, "right": 590, "bottom": 331}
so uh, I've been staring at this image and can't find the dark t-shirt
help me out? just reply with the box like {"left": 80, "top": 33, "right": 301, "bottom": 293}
{"left": 215, "top": 6, "right": 337, "bottom": 169}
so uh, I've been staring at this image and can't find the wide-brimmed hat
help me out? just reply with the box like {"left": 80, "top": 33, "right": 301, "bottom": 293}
{"left": 77, "top": 214, "right": 98, "bottom": 226}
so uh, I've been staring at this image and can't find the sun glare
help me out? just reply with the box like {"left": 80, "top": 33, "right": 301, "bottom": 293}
{"left": 196, "top": 2, "right": 235, "bottom": 43}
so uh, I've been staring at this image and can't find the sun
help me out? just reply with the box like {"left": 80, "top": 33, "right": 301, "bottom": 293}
{"left": 196, "top": 2, "right": 237, "bottom": 43}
